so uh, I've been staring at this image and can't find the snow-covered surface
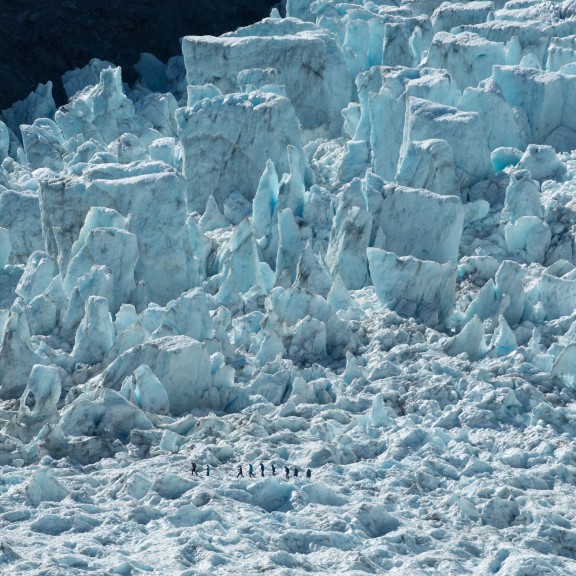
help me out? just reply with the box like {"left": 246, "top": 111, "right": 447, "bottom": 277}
{"left": 2, "top": 1, "right": 576, "bottom": 574}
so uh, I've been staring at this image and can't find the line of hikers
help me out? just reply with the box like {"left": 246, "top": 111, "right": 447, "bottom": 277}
{"left": 237, "top": 462, "right": 312, "bottom": 479}
{"left": 190, "top": 461, "right": 311, "bottom": 479}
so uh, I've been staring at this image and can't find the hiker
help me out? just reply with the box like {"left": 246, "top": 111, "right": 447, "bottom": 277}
{"left": 206, "top": 464, "right": 210, "bottom": 477}
{"left": 191, "top": 462, "right": 199, "bottom": 476}
{"left": 260, "top": 462, "right": 265, "bottom": 477}
{"left": 285, "top": 465, "right": 290, "bottom": 479}
{"left": 237, "top": 465, "right": 244, "bottom": 478}
{"left": 294, "top": 467, "right": 299, "bottom": 478}
{"left": 271, "top": 463, "right": 276, "bottom": 476}
{"left": 249, "top": 463, "right": 255, "bottom": 477}
{"left": 306, "top": 468, "right": 311, "bottom": 479}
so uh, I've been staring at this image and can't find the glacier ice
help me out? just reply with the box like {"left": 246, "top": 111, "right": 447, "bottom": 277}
{"left": 424, "top": 31, "right": 506, "bottom": 90}
{"left": 1, "top": 0, "right": 576, "bottom": 573}
{"left": 378, "top": 183, "right": 464, "bottom": 263}
{"left": 326, "top": 202, "right": 372, "bottom": 290}
{"left": 368, "top": 247, "right": 457, "bottom": 326}
{"left": 182, "top": 19, "right": 352, "bottom": 137}
{"left": 176, "top": 90, "right": 303, "bottom": 213}
{"left": 396, "top": 138, "right": 460, "bottom": 196}
{"left": 120, "top": 364, "right": 170, "bottom": 416}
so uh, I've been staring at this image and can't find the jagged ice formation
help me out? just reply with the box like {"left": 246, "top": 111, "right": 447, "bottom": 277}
{"left": 2, "top": 1, "right": 576, "bottom": 574}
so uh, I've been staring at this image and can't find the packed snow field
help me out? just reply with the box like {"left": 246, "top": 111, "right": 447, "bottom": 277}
{"left": 3, "top": 0, "right": 576, "bottom": 574}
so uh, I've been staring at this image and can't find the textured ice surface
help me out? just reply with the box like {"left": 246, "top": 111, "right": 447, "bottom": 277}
{"left": 182, "top": 19, "right": 351, "bottom": 138}
{"left": 2, "top": 1, "right": 576, "bottom": 574}
{"left": 176, "top": 90, "right": 304, "bottom": 213}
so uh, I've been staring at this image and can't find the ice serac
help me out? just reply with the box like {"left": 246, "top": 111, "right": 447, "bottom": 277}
{"left": 505, "top": 216, "right": 551, "bottom": 264}
{"left": 0, "top": 300, "right": 47, "bottom": 399}
{"left": 423, "top": 32, "right": 506, "bottom": 90}
{"left": 252, "top": 161, "right": 280, "bottom": 265}
{"left": 0, "top": 189, "right": 44, "bottom": 265}
{"left": 14, "top": 365, "right": 61, "bottom": 439}
{"left": 176, "top": 91, "right": 303, "bottom": 214}
{"left": 445, "top": 315, "right": 488, "bottom": 361}
{"left": 16, "top": 251, "right": 57, "bottom": 304}
{"left": 357, "top": 66, "right": 460, "bottom": 182}
{"left": 39, "top": 161, "right": 193, "bottom": 306}
{"left": 199, "top": 196, "right": 228, "bottom": 232}
{"left": 460, "top": 83, "right": 529, "bottom": 152}
{"left": 265, "top": 286, "right": 357, "bottom": 360}
{"left": 431, "top": 2, "right": 494, "bottom": 33}
{"left": 2, "top": 82, "right": 56, "bottom": 139}
{"left": 152, "top": 288, "right": 212, "bottom": 342}
{"left": 98, "top": 336, "right": 233, "bottom": 416}
{"left": 501, "top": 170, "right": 542, "bottom": 223}
{"left": 492, "top": 65, "right": 576, "bottom": 151}
{"left": 491, "top": 315, "right": 517, "bottom": 357}
{"left": 379, "top": 184, "right": 464, "bottom": 263}
{"left": 495, "top": 260, "right": 525, "bottom": 327}
{"left": 295, "top": 241, "right": 332, "bottom": 297}
{"left": 61, "top": 266, "right": 115, "bottom": 339}
{"left": 64, "top": 228, "right": 139, "bottom": 314}
{"left": 59, "top": 388, "right": 154, "bottom": 441}
{"left": 490, "top": 147, "right": 523, "bottom": 173}
{"left": 25, "top": 468, "right": 68, "bottom": 507}
{"left": 21, "top": 119, "right": 65, "bottom": 172}
{"left": 395, "top": 139, "right": 460, "bottom": 197}
{"left": 326, "top": 204, "right": 372, "bottom": 291}
{"left": 218, "top": 218, "right": 264, "bottom": 295}
{"left": 382, "top": 17, "right": 433, "bottom": 68}
{"left": 516, "top": 144, "right": 567, "bottom": 182}
{"left": 0, "top": 228, "right": 12, "bottom": 269}
{"left": 403, "top": 97, "right": 491, "bottom": 186}
{"left": 277, "top": 145, "right": 305, "bottom": 218}
{"left": 367, "top": 248, "right": 457, "bottom": 327}
{"left": 61, "top": 58, "right": 114, "bottom": 99}
{"left": 120, "top": 365, "right": 170, "bottom": 416}
{"left": 537, "top": 272, "right": 576, "bottom": 321}
{"left": 72, "top": 296, "right": 115, "bottom": 366}
{"left": 55, "top": 67, "right": 136, "bottom": 144}
{"left": 276, "top": 209, "right": 302, "bottom": 284}
{"left": 462, "top": 278, "right": 499, "bottom": 325}
{"left": 182, "top": 18, "right": 351, "bottom": 137}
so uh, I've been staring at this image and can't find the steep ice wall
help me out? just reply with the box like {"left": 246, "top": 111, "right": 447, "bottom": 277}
{"left": 182, "top": 19, "right": 351, "bottom": 138}
{"left": 39, "top": 161, "right": 193, "bottom": 305}
{"left": 368, "top": 248, "right": 457, "bottom": 327}
{"left": 176, "top": 91, "right": 303, "bottom": 212}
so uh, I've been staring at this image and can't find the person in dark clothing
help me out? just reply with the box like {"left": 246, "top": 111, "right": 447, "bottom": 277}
{"left": 294, "top": 468, "right": 298, "bottom": 477}
{"left": 191, "top": 462, "right": 199, "bottom": 476}
{"left": 271, "top": 463, "right": 276, "bottom": 476}
{"left": 206, "top": 464, "right": 210, "bottom": 477}
{"left": 285, "top": 465, "right": 290, "bottom": 479}
{"left": 306, "top": 468, "right": 311, "bottom": 479}
{"left": 260, "top": 462, "right": 265, "bottom": 477}
{"left": 249, "top": 463, "right": 255, "bottom": 477}
{"left": 237, "top": 465, "right": 244, "bottom": 478}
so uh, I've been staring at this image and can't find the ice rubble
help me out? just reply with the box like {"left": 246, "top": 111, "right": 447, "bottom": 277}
{"left": 2, "top": 0, "right": 576, "bottom": 574}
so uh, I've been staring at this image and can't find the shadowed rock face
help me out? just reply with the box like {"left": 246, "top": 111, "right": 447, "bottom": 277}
{"left": 0, "top": 0, "right": 279, "bottom": 109}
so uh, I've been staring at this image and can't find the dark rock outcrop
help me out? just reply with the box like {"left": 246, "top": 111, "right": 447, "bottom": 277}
{"left": 0, "top": 0, "right": 279, "bottom": 109}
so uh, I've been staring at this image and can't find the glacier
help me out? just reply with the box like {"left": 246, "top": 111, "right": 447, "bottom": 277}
{"left": 2, "top": 0, "right": 576, "bottom": 574}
